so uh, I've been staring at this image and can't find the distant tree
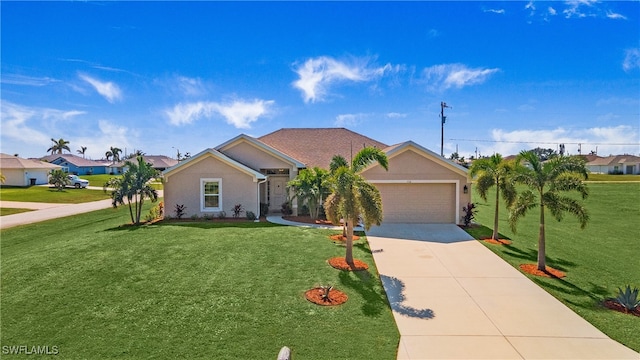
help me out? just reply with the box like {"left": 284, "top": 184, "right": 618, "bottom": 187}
{"left": 288, "top": 167, "right": 330, "bottom": 220}
{"left": 449, "top": 152, "right": 460, "bottom": 161}
{"left": 469, "top": 154, "right": 517, "bottom": 240}
{"left": 47, "top": 138, "right": 71, "bottom": 155}
{"left": 509, "top": 151, "right": 590, "bottom": 271}
{"left": 49, "top": 169, "right": 70, "bottom": 191}
{"left": 126, "top": 150, "right": 145, "bottom": 160}
{"left": 530, "top": 147, "right": 557, "bottom": 161}
{"left": 0, "top": 172, "right": 5, "bottom": 184}
{"left": 104, "top": 156, "right": 159, "bottom": 225}
{"left": 324, "top": 147, "right": 388, "bottom": 267}
{"left": 105, "top": 146, "right": 122, "bottom": 162}
{"left": 77, "top": 146, "right": 88, "bottom": 158}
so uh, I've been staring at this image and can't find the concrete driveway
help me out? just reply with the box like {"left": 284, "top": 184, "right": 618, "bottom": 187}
{"left": 367, "top": 223, "right": 638, "bottom": 360}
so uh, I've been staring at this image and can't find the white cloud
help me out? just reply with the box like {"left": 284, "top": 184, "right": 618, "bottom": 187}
{"left": 334, "top": 113, "right": 370, "bottom": 127}
{"left": 563, "top": 0, "right": 596, "bottom": 18}
{"left": 0, "top": 101, "right": 51, "bottom": 147}
{"left": 176, "top": 76, "right": 206, "bottom": 97}
{"left": 78, "top": 73, "right": 123, "bottom": 103}
{"left": 484, "top": 9, "right": 505, "bottom": 14}
{"left": 623, "top": 48, "right": 640, "bottom": 72}
{"left": 606, "top": 11, "right": 627, "bottom": 20}
{"left": 548, "top": 7, "right": 557, "bottom": 16}
{"left": 386, "top": 112, "right": 408, "bottom": 119}
{"left": 212, "top": 99, "right": 274, "bottom": 129}
{"left": 421, "top": 63, "right": 499, "bottom": 90}
{"left": 483, "top": 126, "right": 639, "bottom": 157}
{"left": 1, "top": 74, "right": 60, "bottom": 87}
{"left": 165, "top": 99, "right": 274, "bottom": 129}
{"left": 292, "top": 56, "right": 401, "bottom": 103}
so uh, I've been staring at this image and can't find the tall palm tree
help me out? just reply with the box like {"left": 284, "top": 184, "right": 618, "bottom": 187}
{"left": 104, "top": 156, "right": 158, "bottom": 225}
{"left": 469, "top": 154, "right": 517, "bottom": 240}
{"left": 105, "top": 146, "right": 123, "bottom": 163}
{"left": 77, "top": 146, "right": 88, "bottom": 158}
{"left": 47, "top": 138, "right": 70, "bottom": 154}
{"left": 287, "top": 167, "right": 330, "bottom": 220}
{"left": 324, "top": 147, "right": 388, "bottom": 267}
{"left": 509, "top": 150, "right": 590, "bottom": 271}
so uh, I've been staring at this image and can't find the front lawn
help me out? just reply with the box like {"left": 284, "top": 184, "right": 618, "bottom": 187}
{"left": 586, "top": 174, "right": 640, "bottom": 182}
{"left": 0, "top": 186, "right": 111, "bottom": 203}
{"left": 1, "top": 208, "right": 399, "bottom": 359}
{"left": 470, "top": 182, "right": 640, "bottom": 352}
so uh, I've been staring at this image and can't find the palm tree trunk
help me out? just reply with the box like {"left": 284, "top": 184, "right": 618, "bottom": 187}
{"left": 345, "top": 219, "right": 355, "bottom": 267}
{"left": 493, "top": 185, "right": 500, "bottom": 240}
{"left": 538, "top": 204, "right": 546, "bottom": 271}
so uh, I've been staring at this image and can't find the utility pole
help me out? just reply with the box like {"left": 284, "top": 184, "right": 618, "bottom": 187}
{"left": 440, "top": 101, "right": 451, "bottom": 157}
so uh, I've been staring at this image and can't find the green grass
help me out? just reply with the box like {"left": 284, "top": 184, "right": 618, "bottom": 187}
{"left": 470, "top": 182, "right": 640, "bottom": 352}
{"left": 0, "top": 186, "right": 111, "bottom": 203}
{"left": 0, "top": 208, "right": 33, "bottom": 216}
{"left": 1, "top": 206, "right": 399, "bottom": 359}
{"left": 586, "top": 174, "right": 640, "bottom": 182}
{"left": 82, "top": 174, "right": 119, "bottom": 186}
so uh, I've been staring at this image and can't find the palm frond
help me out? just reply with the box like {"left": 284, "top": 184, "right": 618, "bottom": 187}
{"left": 351, "top": 147, "right": 389, "bottom": 173}
{"left": 508, "top": 190, "right": 537, "bottom": 233}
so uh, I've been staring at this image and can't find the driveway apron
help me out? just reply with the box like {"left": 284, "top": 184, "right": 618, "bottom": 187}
{"left": 366, "top": 223, "right": 638, "bottom": 360}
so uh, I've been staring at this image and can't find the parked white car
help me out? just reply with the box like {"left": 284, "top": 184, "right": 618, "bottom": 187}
{"left": 67, "top": 175, "right": 89, "bottom": 189}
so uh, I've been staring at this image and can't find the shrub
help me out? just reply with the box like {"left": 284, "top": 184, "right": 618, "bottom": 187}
{"left": 299, "top": 204, "right": 310, "bottom": 216}
{"left": 281, "top": 201, "right": 293, "bottom": 215}
{"left": 462, "top": 202, "right": 478, "bottom": 228}
{"left": 231, "top": 204, "right": 244, "bottom": 218}
{"left": 615, "top": 285, "right": 640, "bottom": 311}
{"left": 174, "top": 204, "right": 186, "bottom": 219}
{"left": 217, "top": 211, "right": 227, "bottom": 219}
{"left": 145, "top": 202, "right": 164, "bottom": 222}
{"left": 203, "top": 213, "right": 214, "bottom": 220}
{"left": 246, "top": 211, "right": 257, "bottom": 221}
{"left": 260, "top": 202, "right": 270, "bottom": 217}
{"left": 190, "top": 214, "right": 200, "bottom": 220}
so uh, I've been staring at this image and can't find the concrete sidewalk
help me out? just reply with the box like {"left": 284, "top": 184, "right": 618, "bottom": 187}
{"left": 367, "top": 224, "right": 638, "bottom": 360}
{"left": 0, "top": 199, "right": 114, "bottom": 229}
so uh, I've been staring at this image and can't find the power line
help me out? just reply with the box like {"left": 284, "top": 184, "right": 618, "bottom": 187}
{"left": 449, "top": 138, "right": 640, "bottom": 146}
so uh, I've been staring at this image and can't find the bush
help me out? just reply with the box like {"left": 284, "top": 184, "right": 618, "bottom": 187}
{"left": 462, "top": 202, "right": 478, "bottom": 228}
{"left": 145, "top": 202, "right": 164, "bottom": 222}
{"left": 615, "top": 285, "right": 640, "bottom": 311}
{"left": 217, "top": 211, "right": 227, "bottom": 219}
{"left": 246, "top": 211, "right": 257, "bottom": 221}
{"left": 231, "top": 204, "right": 244, "bottom": 218}
{"left": 260, "top": 202, "right": 270, "bottom": 217}
{"left": 203, "top": 213, "right": 214, "bottom": 220}
{"left": 281, "top": 201, "right": 293, "bottom": 215}
{"left": 299, "top": 204, "right": 310, "bottom": 216}
{"left": 190, "top": 214, "right": 200, "bottom": 220}
{"left": 174, "top": 204, "right": 186, "bottom": 219}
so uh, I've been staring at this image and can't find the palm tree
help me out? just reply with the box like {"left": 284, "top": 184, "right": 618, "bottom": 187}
{"left": 104, "top": 156, "right": 158, "bottom": 225}
{"left": 47, "top": 138, "right": 70, "bottom": 154}
{"left": 469, "top": 154, "right": 517, "bottom": 240}
{"left": 287, "top": 167, "right": 330, "bottom": 220}
{"left": 105, "top": 146, "right": 123, "bottom": 163}
{"left": 0, "top": 172, "right": 6, "bottom": 184}
{"left": 77, "top": 146, "right": 88, "bottom": 158}
{"left": 509, "top": 150, "right": 590, "bottom": 271}
{"left": 48, "top": 169, "right": 70, "bottom": 191}
{"left": 324, "top": 147, "right": 389, "bottom": 267}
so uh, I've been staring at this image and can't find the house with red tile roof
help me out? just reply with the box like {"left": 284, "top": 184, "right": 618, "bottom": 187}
{"left": 163, "top": 128, "right": 471, "bottom": 224}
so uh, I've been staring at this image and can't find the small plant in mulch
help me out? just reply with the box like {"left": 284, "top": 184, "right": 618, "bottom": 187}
{"left": 174, "top": 204, "right": 186, "bottom": 219}
{"left": 461, "top": 202, "right": 478, "bottom": 228}
{"left": 519, "top": 264, "right": 566, "bottom": 278}
{"left": 327, "top": 257, "right": 369, "bottom": 271}
{"left": 329, "top": 234, "right": 360, "bottom": 242}
{"left": 304, "top": 285, "right": 348, "bottom": 306}
{"left": 602, "top": 285, "right": 640, "bottom": 317}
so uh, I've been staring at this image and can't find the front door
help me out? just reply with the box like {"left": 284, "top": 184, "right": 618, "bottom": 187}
{"left": 270, "top": 177, "right": 287, "bottom": 213}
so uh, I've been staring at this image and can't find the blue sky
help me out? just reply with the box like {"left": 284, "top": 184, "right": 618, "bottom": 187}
{"left": 2, "top": 1, "right": 639, "bottom": 161}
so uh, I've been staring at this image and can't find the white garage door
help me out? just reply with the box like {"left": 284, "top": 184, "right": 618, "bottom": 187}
{"left": 376, "top": 183, "right": 456, "bottom": 223}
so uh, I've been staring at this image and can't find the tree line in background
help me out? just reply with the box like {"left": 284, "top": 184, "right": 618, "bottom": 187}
{"left": 45, "top": 138, "right": 146, "bottom": 162}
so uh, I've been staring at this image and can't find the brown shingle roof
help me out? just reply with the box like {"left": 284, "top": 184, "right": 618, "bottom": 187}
{"left": 1, "top": 153, "right": 62, "bottom": 170}
{"left": 258, "top": 128, "right": 389, "bottom": 169}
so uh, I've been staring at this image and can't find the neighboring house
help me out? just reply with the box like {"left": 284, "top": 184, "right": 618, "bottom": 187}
{"left": 40, "top": 154, "right": 109, "bottom": 175}
{"left": 110, "top": 155, "right": 179, "bottom": 174}
{"left": 0, "top": 153, "right": 62, "bottom": 186}
{"left": 163, "top": 128, "right": 471, "bottom": 224}
{"left": 586, "top": 155, "right": 640, "bottom": 175}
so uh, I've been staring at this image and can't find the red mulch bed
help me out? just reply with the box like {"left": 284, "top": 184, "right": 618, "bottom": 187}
{"left": 519, "top": 264, "right": 566, "bottom": 278}
{"left": 602, "top": 299, "right": 640, "bottom": 317}
{"left": 283, "top": 216, "right": 334, "bottom": 226}
{"left": 329, "top": 234, "right": 360, "bottom": 241}
{"left": 304, "top": 287, "right": 348, "bottom": 306}
{"left": 483, "top": 238, "right": 512, "bottom": 245}
{"left": 328, "top": 257, "right": 369, "bottom": 271}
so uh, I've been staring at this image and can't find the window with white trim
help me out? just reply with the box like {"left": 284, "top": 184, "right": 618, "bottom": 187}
{"left": 201, "top": 178, "right": 222, "bottom": 211}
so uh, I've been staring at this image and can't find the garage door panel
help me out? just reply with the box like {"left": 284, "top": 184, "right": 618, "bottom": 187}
{"left": 377, "top": 183, "right": 456, "bottom": 224}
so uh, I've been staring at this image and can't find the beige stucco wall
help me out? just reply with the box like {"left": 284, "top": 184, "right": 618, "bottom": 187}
{"left": 0, "top": 168, "right": 50, "bottom": 186}
{"left": 361, "top": 147, "right": 471, "bottom": 224}
{"left": 164, "top": 155, "right": 259, "bottom": 218}
{"left": 221, "top": 141, "right": 293, "bottom": 171}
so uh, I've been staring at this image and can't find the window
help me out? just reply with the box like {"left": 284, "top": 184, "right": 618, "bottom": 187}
{"left": 201, "top": 178, "right": 222, "bottom": 211}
